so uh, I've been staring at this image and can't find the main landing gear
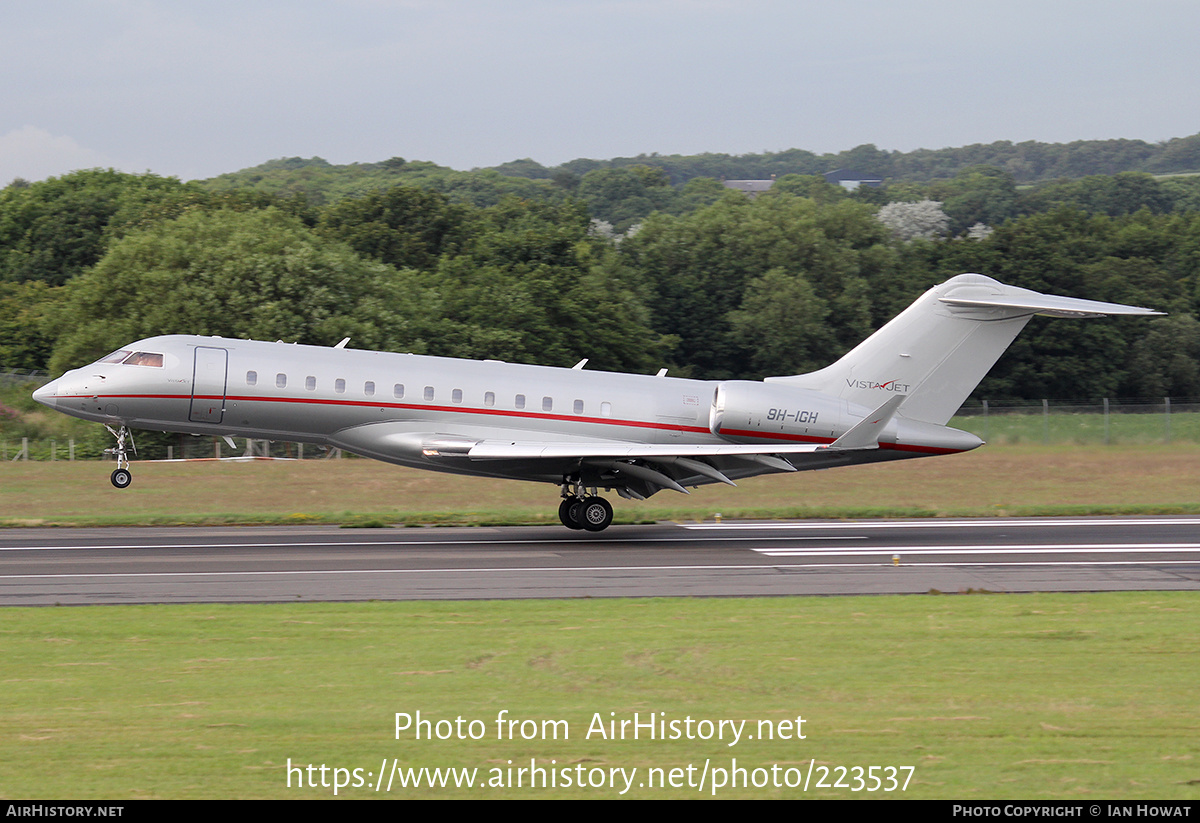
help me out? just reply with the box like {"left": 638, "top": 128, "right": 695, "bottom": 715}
{"left": 104, "top": 424, "right": 135, "bottom": 489}
{"left": 558, "top": 481, "right": 614, "bottom": 532}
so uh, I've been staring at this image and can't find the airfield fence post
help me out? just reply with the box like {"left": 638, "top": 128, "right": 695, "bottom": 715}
{"left": 1165, "top": 397, "right": 1171, "bottom": 443}
{"left": 982, "top": 400, "right": 989, "bottom": 442}
{"left": 167, "top": 446, "right": 173, "bottom": 460}
{"left": 215, "top": 439, "right": 220, "bottom": 459}
{"left": 50, "top": 440, "right": 56, "bottom": 461}
{"left": 18, "top": 437, "right": 28, "bottom": 461}
{"left": 298, "top": 443, "right": 304, "bottom": 460}
{"left": 1042, "top": 399, "right": 1049, "bottom": 444}
{"left": 1103, "top": 398, "right": 1110, "bottom": 445}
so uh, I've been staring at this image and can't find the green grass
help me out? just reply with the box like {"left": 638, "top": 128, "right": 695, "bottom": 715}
{"left": 3, "top": 442, "right": 1200, "bottom": 527}
{"left": 951, "top": 408, "right": 1200, "bottom": 446}
{"left": 1, "top": 593, "right": 1196, "bottom": 799}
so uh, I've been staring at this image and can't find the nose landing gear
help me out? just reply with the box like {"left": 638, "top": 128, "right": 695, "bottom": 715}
{"left": 104, "top": 424, "right": 136, "bottom": 489}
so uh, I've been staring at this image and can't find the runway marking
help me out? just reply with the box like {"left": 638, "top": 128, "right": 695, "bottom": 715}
{"left": 685, "top": 518, "right": 1200, "bottom": 530}
{"left": 753, "top": 543, "right": 1200, "bottom": 557}
{"left": 0, "top": 536, "right": 864, "bottom": 552}
{"left": 3, "top": 517, "right": 1198, "bottom": 553}
{"left": 3, "top": 559, "right": 1199, "bottom": 581}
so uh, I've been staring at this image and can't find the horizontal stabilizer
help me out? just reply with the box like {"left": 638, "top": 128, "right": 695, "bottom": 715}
{"left": 940, "top": 292, "right": 1163, "bottom": 318}
{"left": 824, "top": 395, "right": 905, "bottom": 451}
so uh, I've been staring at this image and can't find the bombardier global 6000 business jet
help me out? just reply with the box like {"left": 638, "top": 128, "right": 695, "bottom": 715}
{"left": 33, "top": 274, "right": 1160, "bottom": 531}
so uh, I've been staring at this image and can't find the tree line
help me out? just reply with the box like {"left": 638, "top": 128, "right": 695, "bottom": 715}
{"left": 3, "top": 159, "right": 1200, "bottom": 404}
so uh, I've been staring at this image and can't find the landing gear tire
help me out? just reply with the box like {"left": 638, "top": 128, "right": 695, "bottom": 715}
{"left": 575, "top": 496, "right": 613, "bottom": 532}
{"left": 559, "top": 499, "right": 583, "bottom": 530}
{"left": 103, "top": 424, "right": 136, "bottom": 489}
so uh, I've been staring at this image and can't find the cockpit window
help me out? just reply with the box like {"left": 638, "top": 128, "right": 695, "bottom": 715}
{"left": 121, "top": 352, "right": 164, "bottom": 367}
{"left": 98, "top": 350, "right": 132, "bottom": 364}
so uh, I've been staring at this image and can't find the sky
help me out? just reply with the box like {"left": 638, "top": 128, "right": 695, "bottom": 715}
{"left": 3, "top": 0, "right": 1199, "bottom": 183}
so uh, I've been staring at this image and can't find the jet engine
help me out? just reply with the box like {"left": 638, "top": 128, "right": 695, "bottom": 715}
{"left": 709, "top": 380, "right": 850, "bottom": 443}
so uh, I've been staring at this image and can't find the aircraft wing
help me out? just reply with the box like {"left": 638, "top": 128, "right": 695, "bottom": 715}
{"left": 329, "top": 395, "right": 927, "bottom": 496}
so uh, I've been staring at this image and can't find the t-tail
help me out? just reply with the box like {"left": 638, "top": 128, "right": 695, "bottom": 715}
{"left": 766, "top": 274, "right": 1163, "bottom": 426}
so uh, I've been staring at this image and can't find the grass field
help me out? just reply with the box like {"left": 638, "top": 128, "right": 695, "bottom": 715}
{"left": 2, "top": 442, "right": 1199, "bottom": 526}
{"left": 1, "top": 593, "right": 1197, "bottom": 799}
{"left": 2, "top": 443, "right": 1198, "bottom": 799}
{"left": 951, "top": 408, "right": 1200, "bottom": 446}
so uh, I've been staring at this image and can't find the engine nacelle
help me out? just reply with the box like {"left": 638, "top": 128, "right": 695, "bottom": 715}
{"left": 709, "top": 380, "right": 853, "bottom": 443}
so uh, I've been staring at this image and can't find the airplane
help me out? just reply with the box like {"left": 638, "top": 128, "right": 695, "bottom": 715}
{"left": 32, "top": 273, "right": 1160, "bottom": 532}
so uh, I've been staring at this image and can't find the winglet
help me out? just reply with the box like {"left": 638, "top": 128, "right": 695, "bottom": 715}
{"left": 825, "top": 395, "right": 906, "bottom": 451}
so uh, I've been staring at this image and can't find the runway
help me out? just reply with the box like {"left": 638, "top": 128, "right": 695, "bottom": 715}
{"left": 2, "top": 516, "right": 1199, "bottom": 605}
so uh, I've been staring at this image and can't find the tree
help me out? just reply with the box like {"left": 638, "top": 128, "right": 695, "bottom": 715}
{"left": 316, "top": 185, "right": 470, "bottom": 271}
{"left": 0, "top": 169, "right": 190, "bottom": 285}
{"left": 48, "top": 208, "right": 437, "bottom": 373}
{"left": 577, "top": 167, "right": 676, "bottom": 231}
{"left": 622, "top": 191, "right": 895, "bottom": 378}
{"left": 0, "top": 281, "right": 59, "bottom": 369}
{"left": 1124, "top": 315, "right": 1200, "bottom": 397}
{"left": 727, "top": 269, "right": 836, "bottom": 376}
{"left": 876, "top": 200, "right": 951, "bottom": 241}
{"left": 1019, "top": 173, "right": 1172, "bottom": 217}
{"left": 420, "top": 197, "right": 671, "bottom": 372}
{"left": 770, "top": 174, "right": 846, "bottom": 204}
{"left": 930, "top": 166, "right": 1018, "bottom": 232}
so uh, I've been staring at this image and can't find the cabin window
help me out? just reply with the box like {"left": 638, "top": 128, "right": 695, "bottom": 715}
{"left": 335, "top": 378, "right": 346, "bottom": 394}
{"left": 601, "top": 401, "right": 612, "bottom": 417}
{"left": 424, "top": 386, "right": 434, "bottom": 401}
{"left": 364, "top": 381, "right": 375, "bottom": 396}
{"left": 515, "top": 394, "right": 526, "bottom": 409}
{"left": 246, "top": 370, "right": 257, "bottom": 386}
{"left": 276, "top": 373, "right": 287, "bottom": 389}
{"left": 122, "top": 352, "right": 163, "bottom": 367}
{"left": 306, "top": 376, "right": 316, "bottom": 391}
{"left": 573, "top": 399, "right": 584, "bottom": 415}
{"left": 543, "top": 396, "right": 553, "bottom": 412}
{"left": 484, "top": 391, "right": 495, "bottom": 407}
{"left": 452, "top": 388, "right": 463, "bottom": 404}
{"left": 393, "top": 383, "right": 404, "bottom": 399}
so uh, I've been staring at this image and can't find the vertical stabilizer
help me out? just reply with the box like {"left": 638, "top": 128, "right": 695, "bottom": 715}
{"left": 766, "top": 274, "right": 1161, "bottom": 425}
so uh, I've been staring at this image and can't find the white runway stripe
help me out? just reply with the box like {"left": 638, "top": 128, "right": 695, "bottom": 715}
{"left": 684, "top": 517, "right": 1200, "bottom": 530}
{"left": 753, "top": 543, "right": 1200, "bottom": 557}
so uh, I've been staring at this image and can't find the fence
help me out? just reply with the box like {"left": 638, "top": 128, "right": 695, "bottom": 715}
{"left": 950, "top": 398, "right": 1200, "bottom": 445}
{"left": 6, "top": 398, "right": 1200, "bottom": 462}
{"left": 0, "top": 369, "right": 48, "bottom": 387}
{"left": 4, "top": 436, "right": 345, "bottom": 463}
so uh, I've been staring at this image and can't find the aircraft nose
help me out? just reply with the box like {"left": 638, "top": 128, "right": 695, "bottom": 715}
{"left": 32, "top": 379, "right": 58, "bottom": 408}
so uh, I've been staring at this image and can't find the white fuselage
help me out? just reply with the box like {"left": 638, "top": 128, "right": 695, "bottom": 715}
{"left": 33, "top": 334, "right": 978, "bottom": 489}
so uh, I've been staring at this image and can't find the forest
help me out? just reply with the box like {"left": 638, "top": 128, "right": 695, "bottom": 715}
{"left": 4, "top": 132, "right": 1200, "bottom": 406}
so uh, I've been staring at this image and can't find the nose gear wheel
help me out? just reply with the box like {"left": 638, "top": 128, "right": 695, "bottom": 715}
{"left": 103, "top": 424, "right": 136, "bottom": 489}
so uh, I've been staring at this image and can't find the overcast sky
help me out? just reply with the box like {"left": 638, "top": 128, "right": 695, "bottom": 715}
{"left": 3, "top": 0, "right": 1198, "bottom": 183}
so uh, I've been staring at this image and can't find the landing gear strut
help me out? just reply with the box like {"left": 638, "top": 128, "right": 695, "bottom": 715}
{"left": 559, "top": 479, "right": 614, "bottom": 532}
{"left": 104, "top": 424, "right": 135, "bottom": 489}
